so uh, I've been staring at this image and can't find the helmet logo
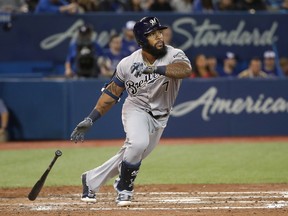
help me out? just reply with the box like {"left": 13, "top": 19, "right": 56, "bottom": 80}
{"left": 149, "top": 18, "right": 157, "bottom": 26}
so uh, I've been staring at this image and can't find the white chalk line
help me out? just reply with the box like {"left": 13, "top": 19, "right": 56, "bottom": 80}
{"left": 1, "top": 191, "right": 288, "bottom": 211}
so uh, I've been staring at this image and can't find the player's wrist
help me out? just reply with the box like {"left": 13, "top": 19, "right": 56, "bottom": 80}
{"left": 154, "top": 66, "right": 166, "bottom": 76}
{"left": 87, "top": 109, "right": 101, "bottom": 123}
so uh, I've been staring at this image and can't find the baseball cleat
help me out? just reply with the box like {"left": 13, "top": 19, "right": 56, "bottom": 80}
{"left": 114, "top": 178, "right": 133, "bottom": 206}
{"left": 81, "top": 173, "right": 96, "bottom": 202}
{"left": 81, "top": 194, "right": 96, "bottom": 203}
{"left": 115, "top": 192, "right": 133, "bottom": 207}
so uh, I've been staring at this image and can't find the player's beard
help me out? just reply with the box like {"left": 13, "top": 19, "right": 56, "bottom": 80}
{"left": 143, "top": 42, "right": 167, "bottom": 59}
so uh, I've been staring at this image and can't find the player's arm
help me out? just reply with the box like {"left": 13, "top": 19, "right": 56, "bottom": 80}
{"left": 131, "top": 49, "right": 192, "bottom": 79}
{"left": 162, "top": 61, "right": 192, "bottom": 79}
{"left": 70, "top": 81, "right": 125, "bottom": 143}
{"left": 94, "top": 82, "right": 125, "bottom": 117}
{"left": 131, "top": 61, "right": 192, "bottom": 79}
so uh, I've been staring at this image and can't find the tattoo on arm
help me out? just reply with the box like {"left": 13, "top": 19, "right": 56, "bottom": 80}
{"left": 107, "top": 82, "right": 123, "bottom": 97}
{"left": 165, "top": 62, "right": 192, "bottom": 79}
{"left": 96, "top": 82, "right": 125, "bottom": 115}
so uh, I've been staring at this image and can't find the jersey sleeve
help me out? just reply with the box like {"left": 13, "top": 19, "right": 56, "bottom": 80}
{"left": 171, "top": 48, "right": 191, "bottom": 66}
{"left": 112, "top": 58, "right": 126, "bottom": 88}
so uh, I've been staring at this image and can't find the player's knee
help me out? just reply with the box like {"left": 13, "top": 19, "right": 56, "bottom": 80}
{"left": 124, "top": 140, "right": 148, "bottom": 163}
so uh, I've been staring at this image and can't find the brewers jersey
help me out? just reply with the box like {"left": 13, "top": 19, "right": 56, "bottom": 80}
{"left": 113, "top": 45, "right": 191, "bottom": 116}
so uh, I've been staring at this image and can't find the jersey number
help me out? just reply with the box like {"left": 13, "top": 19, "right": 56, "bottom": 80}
{"left": 162, "top": 81, "right": 169, "bottom": 92}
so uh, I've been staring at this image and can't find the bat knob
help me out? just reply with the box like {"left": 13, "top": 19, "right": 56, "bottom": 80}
{"left": 55, "top": 150, "right": 62, "bottom": 157}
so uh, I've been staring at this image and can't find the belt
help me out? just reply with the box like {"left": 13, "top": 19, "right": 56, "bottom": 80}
{"left": 147, "top": 111, "right": 169, "bottom": 119}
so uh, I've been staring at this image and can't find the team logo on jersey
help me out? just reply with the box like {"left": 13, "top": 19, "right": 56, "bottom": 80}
{"left": 173, "top": 52, "right": 187, "bottom": 60}
{"left": 126, "top": 73, "right": 160, "bottom": 95}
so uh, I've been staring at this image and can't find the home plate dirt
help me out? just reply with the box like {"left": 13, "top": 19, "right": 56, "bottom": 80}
{"left": 1, "top": 184, "right": 288, "bottom": 216}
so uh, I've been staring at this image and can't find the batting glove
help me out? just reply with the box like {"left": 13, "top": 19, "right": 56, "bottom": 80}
{"left": 70, "top": 117, "right": 93, "bottom": 143}
{"left": 131, "top": 62, "right": 156, "bottom": 78}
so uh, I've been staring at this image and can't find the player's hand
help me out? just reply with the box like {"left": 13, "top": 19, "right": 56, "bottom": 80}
{"left": 130, "top": 62, "right": 156, "bottom": 78}
{"left": 70, "top": 118, "right": 93, "bottom": 143}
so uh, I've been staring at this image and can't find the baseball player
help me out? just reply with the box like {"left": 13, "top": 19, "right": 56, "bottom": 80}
{"left": 70, "top": 16, "right": 192, "bottom": 207}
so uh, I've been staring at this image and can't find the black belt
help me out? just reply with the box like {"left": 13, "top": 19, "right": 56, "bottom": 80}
{"left": 147, "top": 111, "right": 169, "bottom": 119}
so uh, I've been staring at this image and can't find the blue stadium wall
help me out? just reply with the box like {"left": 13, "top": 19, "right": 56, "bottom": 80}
{"left": 1, "top": 78, "right": 288, "bottom": 140}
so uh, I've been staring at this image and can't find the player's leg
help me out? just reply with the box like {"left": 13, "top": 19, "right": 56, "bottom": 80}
{"left": 114, "top": 108, "right": 151, "bottom": 206}
{"left": 85, "top": 147, "right": 125, "bottom": 188}
{"left": 81, "top": 147, "right": 125, "bottom": 202}
{"left": 81, "top": 108, "right": 150, "bottom": 203}
{"left": 142, "top": 126, "right": 164, "bottom": 160}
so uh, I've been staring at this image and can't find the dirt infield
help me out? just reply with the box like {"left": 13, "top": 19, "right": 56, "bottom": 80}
{"left": 1, "top": 137, "right": 288, "bottom": 215}
{"left": 1, "top": 184, "right": 288, "bottom": 216}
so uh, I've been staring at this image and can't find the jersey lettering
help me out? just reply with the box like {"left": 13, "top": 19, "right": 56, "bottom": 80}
{"left": 126, "top": 73, "right": 161, "bottom": 95}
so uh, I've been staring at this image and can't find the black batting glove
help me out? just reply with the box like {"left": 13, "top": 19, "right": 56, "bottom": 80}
{"left": 70, "top": 117, "right": 93, "bottom": 143}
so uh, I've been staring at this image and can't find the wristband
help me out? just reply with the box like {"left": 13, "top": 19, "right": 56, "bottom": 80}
{"left": 87, "top": 109, "right": 101, "bottom": 123}
{"left": 154, "top": 66, "right": 166, "bottom": 75}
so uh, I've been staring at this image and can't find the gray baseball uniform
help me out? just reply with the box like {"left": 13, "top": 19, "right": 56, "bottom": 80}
{"left": 85, "top": 45, "right": 191, "bottom": 193}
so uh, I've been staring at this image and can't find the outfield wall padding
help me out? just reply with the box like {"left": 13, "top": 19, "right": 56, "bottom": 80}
{"left": 1, "top": 78, "right": 288, "bottom": 140}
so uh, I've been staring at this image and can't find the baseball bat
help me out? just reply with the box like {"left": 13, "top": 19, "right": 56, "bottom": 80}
{"left": 28, "top": 150, "right": 62, "bottom": 201}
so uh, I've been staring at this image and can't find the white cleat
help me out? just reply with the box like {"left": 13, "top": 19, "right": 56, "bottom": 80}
{"left": 81, "top": 173, "right": 96, "bottom": 203}
{"left": 81, "top": 196, "right": 97, "bottom": 203}
{"left": 115, "top": 190, "right": 133, "bottom": 207}
{"left": 117, "top": 200, "right": 132, "bottom": 207}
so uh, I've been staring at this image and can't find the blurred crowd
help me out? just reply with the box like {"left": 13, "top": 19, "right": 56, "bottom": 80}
{"left": 190, "top": 51, "right": 288, "bottom": 78}
{"left": 0, "top": 0, "right": 288, "bottom": 14}
{"left": 64, "top": 21, "right": 139, "bottom": 78}
{"left": 0, "top": 0, "right": 287, "bottom": 79}
{"left": 64, "top": 20, "right": 288, "bottom": 79}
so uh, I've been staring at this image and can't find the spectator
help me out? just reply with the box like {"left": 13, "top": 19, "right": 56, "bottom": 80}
{"left": 281, "top": 0, "right": 288, "bottom": 11}
{"left": 77, "top": 0, "right": 99, "bottom": 12}
{"left": 217, "top": 0, "right": 238, "bottom": 11}
{"left": 65, "top": 24, "right": 103, "bottom": 78}
{"left": 124, "top": 0, "right": 144, "bottom": 12}
{"left": 236, "top": 0, "right": 267, "bottom": 12}
{"left": 97, "top": 0, "right": 126, "bottom": 12}
{"left": 262, "top": 50, "right": 281, "bottom": 77}
{"left": 0, "top": 0, "right": 28, "bottom": 13}
{"left": 149, "top": 0, "right": 173, "bottom": 11}
{"left": 34, "top": 0, "right": 78, "bottom": 14}
{"left": 139, "top": 0, "right": 154, "bottom": 11}
{"left": 0, "top": 98, "right": 9, "bottom": 142}
{"left": 218, "top": 52, "right": 239, "bottom": 77}
{"left": 170, "top": 0, "right": 193, "bottom": 13}
{"left": 190, "top": 54, "right": 217, "bottom": 78}
{"left": 238, "top": 57, "right": 267, "bottom": 78}
{"left": 121, "top": 20, "right": 138, "bottom": 55}
{"left": 279, "top": 57, "right": 288, "bottom": 77}
{"left": 206, "top": 55, "right": 219, "bottom": 77}
{"left": 264, "top": 0, "right": 283, "bottom": 11}
{"left": 101, "top": 34, "right": 127, "bottom": 78}
{"left": 193, "top": 0, "right": 215, "bottom": 13}
{"left": 25, "top": 0, "right": 39, "bottom": 13}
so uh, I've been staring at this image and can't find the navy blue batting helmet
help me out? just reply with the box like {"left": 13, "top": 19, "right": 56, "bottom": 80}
{"left": 133, "top": 17, "right": 168, "bottom": 47}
